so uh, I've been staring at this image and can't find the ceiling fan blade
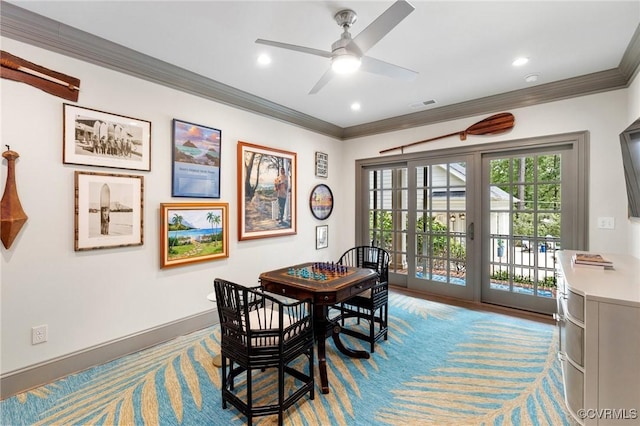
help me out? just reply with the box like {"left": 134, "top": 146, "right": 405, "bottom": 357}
{"left": 361, "top": 56, "right": 418, "bottom": 81}
{"left": 255, "top": 39, "right": 332, "bottom": 58}
{"left": 349, "top": 0, "right": 415, "bottom": 55}
{"left": 308, "top": 68, "right": 334, "bottom": 95}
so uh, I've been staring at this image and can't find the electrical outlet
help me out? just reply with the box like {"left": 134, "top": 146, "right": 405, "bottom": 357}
{"left": 32, "top": 324, "right": 48, "bottom": 345}
{"left": 597, "top": 216, "right": 615, "bottom": 229}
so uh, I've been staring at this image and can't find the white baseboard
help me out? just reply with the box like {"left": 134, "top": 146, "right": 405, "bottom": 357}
{"left": 0, "top": 309, "right": 218, "bottom": 400}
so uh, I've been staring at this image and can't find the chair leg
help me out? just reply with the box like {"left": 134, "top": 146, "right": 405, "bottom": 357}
{"left": 221, "top": 355, "right": 228, "bottom": 409}
{"left": 383, "top": 303, "right": 389, "bottom": 341}
{"left": 278, "top": 361, "right": 285, "bottom": 426}
{"left": 246, "top": 367, "right": 252, "bottom": 426}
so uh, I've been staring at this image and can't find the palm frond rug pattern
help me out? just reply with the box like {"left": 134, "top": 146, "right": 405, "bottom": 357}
{"left": 1, "top": 290, "right": 573, "bottom": 425}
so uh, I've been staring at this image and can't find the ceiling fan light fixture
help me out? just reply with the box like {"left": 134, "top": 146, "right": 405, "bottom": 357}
{"left": 331, "top": 54, "right": 361, "bottom": 74}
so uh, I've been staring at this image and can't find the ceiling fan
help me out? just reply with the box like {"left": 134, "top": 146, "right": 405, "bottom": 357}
{"left": 255, "top": 0, "right": 418, "bottom": 94}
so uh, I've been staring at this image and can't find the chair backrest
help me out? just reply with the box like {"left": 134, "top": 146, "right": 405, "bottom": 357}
{"left": 213, "top": 278, "right": 313, "bottom": 350}
{"left": 337, "top": 246, "right": 390, "bottom": 283}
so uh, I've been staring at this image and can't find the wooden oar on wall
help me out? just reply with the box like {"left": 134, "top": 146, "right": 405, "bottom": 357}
{"left": 0, "top": 50, "right": 80, "bottom": 101}
{"left": 380, "top": 112, "right": 515, "bottom": 154}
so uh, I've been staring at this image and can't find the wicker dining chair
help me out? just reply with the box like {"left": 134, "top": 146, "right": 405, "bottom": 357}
{"left": 214, "top": 278, "right": 314, "bottom": 426}
{"left": 333, "top": 246, "right": 390, "bottom": 353}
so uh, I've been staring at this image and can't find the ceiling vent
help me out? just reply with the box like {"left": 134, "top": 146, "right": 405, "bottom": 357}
{"left": 410, "top": 99, "right": 436, "bottom": 109}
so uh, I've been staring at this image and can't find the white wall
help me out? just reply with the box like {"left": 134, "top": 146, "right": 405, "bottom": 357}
{"left": 0, "top": 38, "right": 344, "bottom": 374}
{"left": 2, "top": 35, "right": 638, "bottom": 376}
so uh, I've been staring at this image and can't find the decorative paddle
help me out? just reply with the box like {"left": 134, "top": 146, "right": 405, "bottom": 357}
{"left": 380, "top": 112, "right": 515, "bottom": 154}
{"left": 1, "top": 50, "right": 80, "bottom": 101}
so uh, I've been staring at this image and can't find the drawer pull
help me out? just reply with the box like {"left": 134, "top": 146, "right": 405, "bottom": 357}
{"left": 553, "top": 313, "right": 564, "bottom": 322}
{"left": 282, "top": 289, "right": 286, "bottom": 294}
{"left": 324, "top": 296, "right": 329, "bottom": 301}
{"left": 557, "top": 352, "right": 566, "bottom": 362}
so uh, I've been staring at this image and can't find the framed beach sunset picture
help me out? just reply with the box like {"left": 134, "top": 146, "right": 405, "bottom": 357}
{"left": 160, "top": 202, "right": 229, "bottom": 268}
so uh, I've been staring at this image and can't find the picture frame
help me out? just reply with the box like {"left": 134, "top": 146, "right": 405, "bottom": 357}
{"left": 237, "top": 141, "right": 297, "bottom": 240}
{"left": 310, "top": 184, "right": 333, "bottom": 220}
{"left": 316, "top": 225, "right": 328, "bottom": 249}
{"left": 74, "top": 171, "right": 144, "bottom": 251}
{"left": 63, "top": 104, "right": 151, "bottom": 171}
{"left": 171, "top": 119, "right": 221, "bottom": 198}
{"left": 160, "top": 202, "right": 229, "bottom": 268}
{"left": 315, "top": 151, "right": 328, "bottom": 178}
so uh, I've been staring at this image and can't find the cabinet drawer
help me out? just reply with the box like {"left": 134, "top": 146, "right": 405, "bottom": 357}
{"left": 565, "top": 317, "right": 584, "bottom": 367}
{"left": 562, "top": 357, "right": 584, "bottom": 419}
{"left": 567, "top": 290, "right": 584, "bottom": 322}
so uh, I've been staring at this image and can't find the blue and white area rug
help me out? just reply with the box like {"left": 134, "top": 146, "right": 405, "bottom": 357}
{"left": 0, "top": 290, "right": 572, "bottom": 425}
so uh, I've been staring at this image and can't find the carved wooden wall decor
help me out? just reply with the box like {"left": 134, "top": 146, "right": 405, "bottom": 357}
{"left": 0, "top": 50, "right": 80, "bottom": 101}
{"left": 1, "top": 147, "right": 28, "bottom": 249}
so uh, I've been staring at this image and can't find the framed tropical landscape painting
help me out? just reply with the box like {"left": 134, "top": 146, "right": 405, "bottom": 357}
{"left": 171, "top": 119, "right": 221, "bottom": 198}
{"left": 160, "top": 202, "right": 229, "bottom": 268}
{"left": 237, "top": 141, "right": 297, "bottom": 240}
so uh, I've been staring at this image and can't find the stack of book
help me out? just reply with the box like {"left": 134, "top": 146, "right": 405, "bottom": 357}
{"left": 571, "top": 252, "right": 614, "bottom": 269}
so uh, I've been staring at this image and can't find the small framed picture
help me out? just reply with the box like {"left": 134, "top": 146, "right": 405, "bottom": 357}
{"left": 172, "top": 119, "right": 221, "bottom": 198}
{"left": 63, "top": 104, "right": 151, "bottom": 171}
{"left": 310, "top": 184, "right": 333, "bottom": 220}
{"left": 315, "top": 151, "right": 328, "bottom": 178}
{"left": 74, "top": 171, "right": 144, "bottom": 251}
{"left": 316, "top": 225, "right": 328, "bottom": 249}
{"left": 160, "top": 202, "right": 229, "bottom": 268}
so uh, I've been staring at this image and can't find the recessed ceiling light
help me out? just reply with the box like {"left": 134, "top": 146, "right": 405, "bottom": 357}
{"left": 525, "top": 73, "right": 539, "bottom": 83}
{"left": 351, "top": 102, "right": 361, "bottom": 111}
{"left": 512, "top": 57, "right": 529, "bottom": 67}
{"left": 257, "top": 54, "right": 271, "bottom": 66}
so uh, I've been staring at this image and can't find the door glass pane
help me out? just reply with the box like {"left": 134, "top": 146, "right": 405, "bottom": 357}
{"left": 488, "top": 154, "right": 561, "bottom": 299}
{"left": 414, "top": 162, "right": 467, "bottom": 286}
{"left": 367, "top": 167, "right": 408, "bottom": 275}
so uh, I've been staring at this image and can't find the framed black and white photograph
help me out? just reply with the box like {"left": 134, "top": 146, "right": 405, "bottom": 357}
{"left": 172, "top": 119, "right": 221, "bottom": 198}
{"left": 63, "top": 104, "right": 151, "bottom": 171}
{"left": 316, "top": 225, "right": 328, "bottom": 249}
{"left": 315, "top": 151, "right": 328, "bottom": 178}
{"left": 74, "top": 171, "right": 144, "bottom": 251}
{"left": 310, "top": 183, "right": 333, "bottom": 220}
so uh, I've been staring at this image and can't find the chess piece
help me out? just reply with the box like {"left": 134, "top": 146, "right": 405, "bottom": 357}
{"left": 1, "top": 147, "right": 28, "bottom": 249}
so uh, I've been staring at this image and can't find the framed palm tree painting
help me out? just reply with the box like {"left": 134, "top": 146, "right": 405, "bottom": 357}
{"left": 160, "top": 202, "right": 229, "bottom": 268}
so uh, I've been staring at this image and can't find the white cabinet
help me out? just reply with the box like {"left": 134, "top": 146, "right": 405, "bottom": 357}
{"left": 556, "top": 251, "right": 640, "bottom": 425}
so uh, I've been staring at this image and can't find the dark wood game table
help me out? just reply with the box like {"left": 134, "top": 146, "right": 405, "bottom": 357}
{"left": 259, "top": 262, "right": 378, "bottom": 394}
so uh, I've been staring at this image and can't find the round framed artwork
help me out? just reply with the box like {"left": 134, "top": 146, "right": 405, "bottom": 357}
{"left": 309, "top": 184, "right": 333, "bottom": 220}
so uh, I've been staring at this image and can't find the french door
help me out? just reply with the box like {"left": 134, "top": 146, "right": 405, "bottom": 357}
{"left": 481, "top": 149, "right": 571, "bottom": 314}
{"left": 357, "top": 133, "right": 587, "bottom": 315}
{"left": 364, "top": 154, "right": 476, "bottom": 300}
{"left": 406, "top": 156, "right": 475, "bottom": 299}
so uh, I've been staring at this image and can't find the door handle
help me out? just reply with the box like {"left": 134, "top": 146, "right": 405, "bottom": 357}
{"left": 468, "top": 222, "right": 474, "bottom": 240}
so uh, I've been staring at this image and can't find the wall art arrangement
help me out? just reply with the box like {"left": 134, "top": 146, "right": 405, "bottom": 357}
{"left": 159, "top": 202, "right": 229, "bottom": 268}
{"left": 315, "top": 151, "right": 328, "bottom": 178}
{"left": 171, "top": 119, "right": 221, "bottom": 198}
{"left": 310, "top": 183, "right": 333, "bottom": 220}
{"left": 316, "top": 225, "right": 328, "bottom": 249}
{"left": 63, "top": 104, "right": 151, "bottom": 171}
{"left": 237, "top": 141, "right": 297, "bottom": 240}
{"left": 74, "top": 171, "right": 143, "bottom": 251}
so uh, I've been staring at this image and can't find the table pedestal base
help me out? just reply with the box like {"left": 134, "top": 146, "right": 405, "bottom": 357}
{"left": 316, "top": 308, "right": 370, "bottom": 394}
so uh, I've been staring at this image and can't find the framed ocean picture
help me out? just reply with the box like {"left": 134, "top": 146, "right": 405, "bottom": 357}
{"left": 172, "top": 119, "right": 222, "bottom": 198}
{"left": 160, "top": 202, "right": 229, "bottom": 268}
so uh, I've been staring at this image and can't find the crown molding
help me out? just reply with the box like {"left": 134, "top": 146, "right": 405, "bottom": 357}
{"left": 2, "top": 2, "right": 638, "bottom": 140}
